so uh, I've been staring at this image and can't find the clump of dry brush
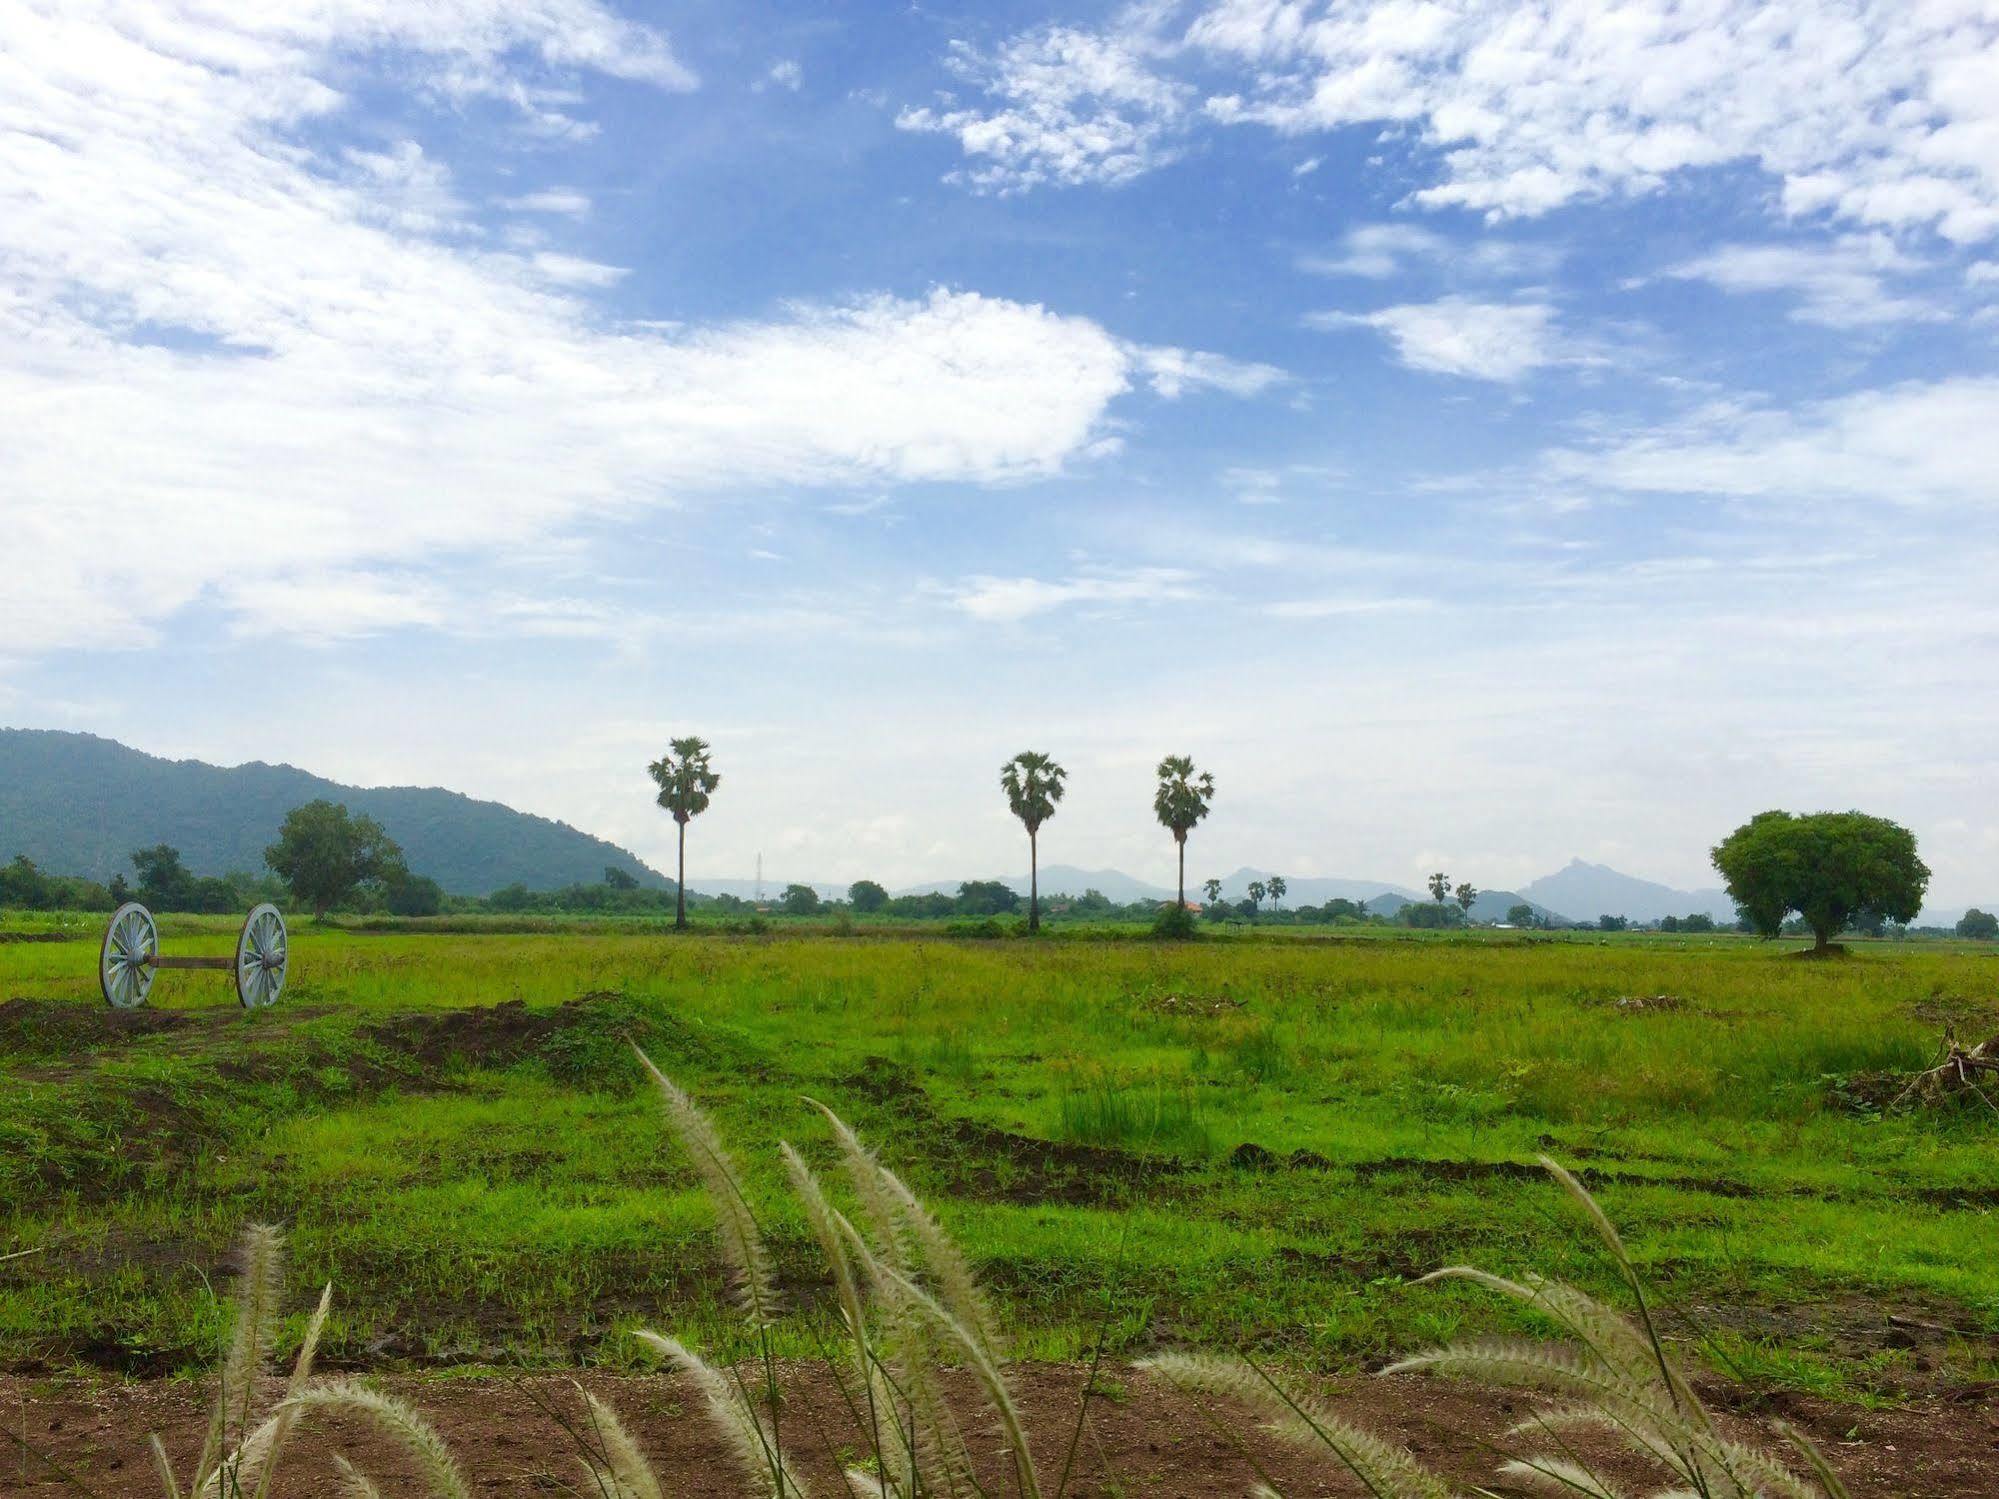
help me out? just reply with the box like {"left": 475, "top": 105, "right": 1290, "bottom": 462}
{"left": 146, "top": 1050, "right": 1848, "bottom": 1498}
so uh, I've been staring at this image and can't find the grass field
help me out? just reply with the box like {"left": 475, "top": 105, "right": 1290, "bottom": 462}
{"left": 4, "top": 916, "right": 1998, "bottom": 1404}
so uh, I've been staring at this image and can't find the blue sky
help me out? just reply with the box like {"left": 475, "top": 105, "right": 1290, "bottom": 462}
{"left": 3, "top": 1, "right": 1997, "bottom": 906}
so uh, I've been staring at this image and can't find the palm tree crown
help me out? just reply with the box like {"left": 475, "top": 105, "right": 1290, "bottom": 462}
{"left": 650, "top": 737, "right": 720, "bottom": 823}
{"left": 1000, "top": 751, "right": 1066, "bottom": 835}
{"left": 1153, "top": 756, "right": 1214, "bottom": 843}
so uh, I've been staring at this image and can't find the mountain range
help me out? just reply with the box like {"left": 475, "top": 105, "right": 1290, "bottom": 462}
{"left": 0, "top": 729, "right": 667, "bottom": 896}
{"left": 1518, "top": 859, "right": 1737, "bottom": 924}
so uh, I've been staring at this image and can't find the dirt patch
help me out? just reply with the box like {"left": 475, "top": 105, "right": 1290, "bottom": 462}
{"left": 1349, "top": 1156, "right": 1765, "bottom": 1200}
{"left": 360, "top": 998, "right": 565, "bottom": 1073}
{"left": 0, "top": 930, "right": 71, "bottom": 944}
{"left": 844, "top": 1056, "right": 1183, "bottom": 1207}
{"left": 5, "top": 1362, "right": 1990, "bottom": 1497}
{"left": 0, "top": 998, "right": 189, "bottom": 1060}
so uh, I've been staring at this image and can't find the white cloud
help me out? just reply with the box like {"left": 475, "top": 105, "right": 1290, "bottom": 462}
{"left": 1307, "top": 297, "right": 1560, "bottom": 380}
{"left": 502, "top": 188, "right": 592, "bottom": 216}
{"left": 896, "top": 27, "right": 1191, "bottom": 192}
{"left": 943, "top": 567, "right": 1201, "bottom": 622}
{"left": 1545, "top": 377, "right": 1999, "bottom": 508}
{"left": 1193, "top": 1, "right": 1999, "bottom": 239}
{"left": 1663, "top": 235, "right": 1938, "bottom": 327}
{"left": 1300, "top": 223, "right": 1449, "bottom": 278}
{"left": 761, "top": 59, "right": 803, "bottom": 92}
{"left": 528, "top": 251, "right": 630, "bottom": 287}
{"left": 1129, "top": 343, "right": 1285, "bottom": 398}
{"left": 916, "top": 4, "right": 1999, "bottom": 244}
{"left": 1299, "top": 221, "right": 1558, "bottom": 280}
{"left": 0, "top": 2, "right": 1261, "bottom": 654}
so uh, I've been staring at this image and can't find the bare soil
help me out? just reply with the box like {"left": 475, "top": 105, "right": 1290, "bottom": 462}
{"left": 5, "top": 1363, "right": 1994, "bottom": 1496}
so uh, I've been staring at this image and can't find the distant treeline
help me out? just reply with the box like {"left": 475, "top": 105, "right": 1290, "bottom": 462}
{"left": 5, "top": 847, "right": 1991, "bottom": 941}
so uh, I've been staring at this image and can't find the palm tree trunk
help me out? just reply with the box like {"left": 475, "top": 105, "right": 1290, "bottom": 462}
{"left": 675, "top": 820, "right": 687, "bottom": 931}
{"left": 1029, "top": 830, "right": 1040, "bottom": 934}
{"left": 1176, "top": 838, "right": 1185, "bottom": 907}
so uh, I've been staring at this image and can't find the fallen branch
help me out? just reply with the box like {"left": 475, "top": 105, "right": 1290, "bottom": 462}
{"left": 1890, "top": 1030, "right": 1999, "bottom": 1112}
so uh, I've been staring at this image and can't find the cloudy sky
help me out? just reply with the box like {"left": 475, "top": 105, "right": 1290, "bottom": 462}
{"left": 3, "top": 0, "right": 1997, "bottom": 904}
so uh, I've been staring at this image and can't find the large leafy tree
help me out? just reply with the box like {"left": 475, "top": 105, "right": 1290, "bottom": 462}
{"left": 130, "top": 844, "right": 194, "bottom": 911}
{"left": 648, "top": 736, "right": 720, "bottom": 931}
{"left": 1711, "top": 810, "right": 1929, "bottom": 953}
{"left": 848, "top": 879, "right": 888, "bottom": 914}
{"left": 1152, "top": 755, "right": 1215, "bottom": 909}
{"left": 1000, "top": 750, "right": 1066, "bottom": 933}
{"left": 263, "top": 801, "right": 407, "bottom": 918}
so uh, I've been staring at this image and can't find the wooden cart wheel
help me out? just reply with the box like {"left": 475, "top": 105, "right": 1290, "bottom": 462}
{"left": 101, "top": 902, "right": 158, "bottom": 1009}
{"left": 235, "top": 903, "right": 288, "bottom": 1009}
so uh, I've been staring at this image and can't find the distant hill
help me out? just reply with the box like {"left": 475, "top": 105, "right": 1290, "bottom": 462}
{"left": 1211, "top": 867, "right": 1425, "bottom": 906}
{"left": 896, "top": 865, "right": 1175, "bottom": 904}
{"left": 0, "top": 729, "right": 667, "bottom": 896}
{"left": 1520, "top": 859, "right": 1735, "bottom": 924}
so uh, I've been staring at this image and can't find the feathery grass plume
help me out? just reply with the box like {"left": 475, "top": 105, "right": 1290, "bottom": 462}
{"left": 781, "top": 1142, "right": 911, "bottom": 1495}
{"left": 1774, "top": 1421, "right": 1852, "bottom": 1499}
{"left": 150, "top": 1434, "right": 182, "bottom": 1499}
{"left": 832, "top": 1212, "right": 977, "bottom": 1496}
{"left": 807, "top": 1098, "right": 915, "bottom": 1277}
{"left": 283, "top": 1382, "right": 473, "bottom": 1499}
{"left": 635, "top": 1045, "right": 781, "bottom": 1327}
{"left": 1390, "top": 1162, "right": 1834, "bottom": 1499}
{"left": 572, "top": 1384, "right": 664, "bottom": 1499}
{"left": 632, "top": 1330, "right": 810, "bottom": 1498}
{"left": 807, "top": 1097, "right": 997, "bottom": 1351}
{"left": 1495, "top": 1454, "right": 1633, "bottom": 1497}
{"left": 869, "top": 1262, "right": 1042, "bottom": 1499}
{"left": 1140, "top": 1351, "right": 1455, "bottom": 1499}
{"left": 190, "top": 1223, "right": 285, "bottom": 1490}
{"left": 332, "top": 1454, "right": 385, "bottom": 1499}
{"left": 238, "top": 1279, "right": 333, "bottom": 1499}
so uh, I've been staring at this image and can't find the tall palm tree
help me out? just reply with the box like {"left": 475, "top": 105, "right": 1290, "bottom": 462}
{"left": 1268, "top": 874, "right": 1287, "bottom": 910}
{"left": 1000, "top": 751, "right": 1066, "bottom": 933}
{"left": 1428, "top": 871, "right": 1451, "bottom": 906}
{"left": 648, "top": 737, "right": 720, "bottom": 931}
{"left": 1153, "top": 755, "right": 1215, "bottom": 909}
{"left": 1202, "top": 877, "right": 1223, "bottom": 906}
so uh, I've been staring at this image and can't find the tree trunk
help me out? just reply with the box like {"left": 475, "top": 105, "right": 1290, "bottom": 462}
{"left": 675, "top": 820, "right": 687, "bottom": 931}
{"left": 1029, "top": 830, "right": 1040, "bottom": 934}
{"left": 1176, "top": 837, "right": 1186, "bottom": 907}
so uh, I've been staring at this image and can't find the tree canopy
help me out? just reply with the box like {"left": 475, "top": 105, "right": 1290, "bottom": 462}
{"left": 264, "top": 801, "right": 408, "bottom": 917}
{"left": 1711, "top": 810, "right": 1929, "bottom": 951}
{"left": 1152, "top": 754, "right": 1214, "bottom": 910}
{"left": 1959, "top": 908, "right": 1998, "bottom": 941}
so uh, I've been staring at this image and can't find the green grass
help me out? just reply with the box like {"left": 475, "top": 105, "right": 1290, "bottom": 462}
{"left": 3, "top": 915, "right": 1997, "bottom": 1400}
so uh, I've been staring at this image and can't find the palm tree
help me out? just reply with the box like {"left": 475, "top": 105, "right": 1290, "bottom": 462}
{"left": 1268, "top": 874, "right": 1287, "bottom": 910}
{"left": 1428, "top": 871, "right": 1451, "bottom": 906}
{"left": 1246, "top": 879, "right": 1266, "bottom": 917}
{"left": 1455, "top": 881, "right": 1478, "bottom": 925}
{"left": 1202, "top": 877, "right": 1223, "bottom": 906}
{"left": 648, "top": 737, "right": 720, "bottom": 931}
{"left": 1153, "top": 755, "right": 1215, "bottom": 909}
{"left": 1000, "top": 751, "right": 1066, "bottom": 933}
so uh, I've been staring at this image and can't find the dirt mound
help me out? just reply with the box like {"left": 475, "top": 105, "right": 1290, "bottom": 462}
{"left": 0, "top": 997, "right": 189, "bottom": 1059}
{"left": 844, "top": 1056, "right": 1183, "bottom": 1206}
